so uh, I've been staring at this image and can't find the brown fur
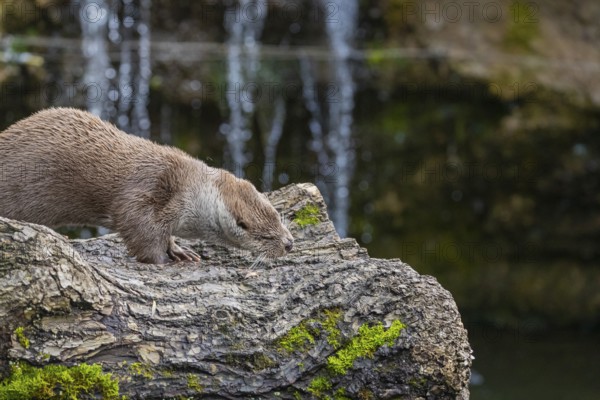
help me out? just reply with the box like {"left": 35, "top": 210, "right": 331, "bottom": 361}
{"left": 0, "top": 108, "right": 293, "bottom": 263}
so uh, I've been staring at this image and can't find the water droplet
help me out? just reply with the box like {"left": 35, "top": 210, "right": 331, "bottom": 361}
{"left": 189, "top": 80, "right": 201, "bottom": 91}
{"left": 108, "top": 89, "right": 119, "bottom": 101}
{"left": 278, "top": 173, "right": 290, "bottom": 184}
{"left": 361, "top": 232, "right": 372, "bottom": 244}
{"left": 118, "top": 115, "right": 129, "bottom": 127}
{"left": 139, "top": 119, "right": 151, "bottom": 130}
{"left": 105, "top": 68, "right": 116, "bottom": 79}
{"left": 573, "top": 143, "right": 587, "bottom": 156}
{"left": 219, "top": 123, "right": 231, "bottom": 135}
{"left": 123, "top": 16, "right": 135, "bottom": 28}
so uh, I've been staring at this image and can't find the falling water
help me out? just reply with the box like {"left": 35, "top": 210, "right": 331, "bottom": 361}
{"left": 321, "top": 0, "right": 358, "bottom": 237}
{"left": 79, "top": 0, "right": 151, "bottom": 137}
{"left": 262, "top": 96, "right": 286, "bottom": 192}
{"left": 79, "top": 0, "right": 110, "bottom": 118}
{"left": 132, "top": 0, "right": 152, "bottom": 138}
{"left": 223, "top": 0, "right": 267, "bottom": 176}
{"left": 300, "top": 56, "right": 330, "bottom": 204}
{"left": 114, "top": 0, "right": 133, "bottom": 130}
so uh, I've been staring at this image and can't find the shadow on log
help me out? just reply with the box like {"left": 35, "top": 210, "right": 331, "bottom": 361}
{"left": 0, "top": 183, "right": 472, "bottom": 399}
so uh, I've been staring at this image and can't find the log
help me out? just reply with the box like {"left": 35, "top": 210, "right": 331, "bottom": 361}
{"left": 0, "top": 183, "right": 472, "bottom": 399}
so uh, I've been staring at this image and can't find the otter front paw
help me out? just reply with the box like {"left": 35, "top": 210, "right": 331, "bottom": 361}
{"left": 168, "top": 241, "right": 201, "bottom": 262}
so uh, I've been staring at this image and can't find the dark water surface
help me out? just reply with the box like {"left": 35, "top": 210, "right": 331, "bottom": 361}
{"left": 468, "top": 325, "right": 600, "bottom": 399}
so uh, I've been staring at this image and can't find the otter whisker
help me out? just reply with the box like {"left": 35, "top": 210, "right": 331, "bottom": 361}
{"left": 249, "top": 254, "right": 263, "bottom": 270}
{"left": 251, "top": 254, "right": 268, "bottom": 270}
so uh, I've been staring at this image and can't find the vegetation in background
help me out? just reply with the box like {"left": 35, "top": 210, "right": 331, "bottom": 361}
{"left": 504, "top": 1, "right": 541, "bottom": 51}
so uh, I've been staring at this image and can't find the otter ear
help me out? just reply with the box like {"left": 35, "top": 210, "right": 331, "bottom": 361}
{"left": 237, "top": 220, "right": 249, "bottom": 230}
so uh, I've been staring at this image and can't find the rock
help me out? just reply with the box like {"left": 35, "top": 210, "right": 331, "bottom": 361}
{"left": 0, "top": 183, "right": 472, "bottom": 399}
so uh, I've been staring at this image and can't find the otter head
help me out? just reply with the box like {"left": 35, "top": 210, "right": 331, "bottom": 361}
{"left": 215, "top": 175, "right": 294, "bottom": 258}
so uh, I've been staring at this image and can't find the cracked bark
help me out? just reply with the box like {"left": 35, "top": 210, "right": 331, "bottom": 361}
{"left": 0, "top": 183, "right": 472, "bottom": 399}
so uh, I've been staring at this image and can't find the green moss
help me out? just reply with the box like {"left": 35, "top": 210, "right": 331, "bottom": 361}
{"left": 252, "top": 352, "right": 276, "bottom": 371}
{"left": 327, "top": 320, "right": 405, "bottom": 375}
{"left": 0, "top": 362, "right": 121, "bottom": 400}
{"left": 408, "top": 377, "right": 427, "bottom": 388}
{"left": 14, "top": 327, "right": 30, "bottom": 349}
{"left": 334, "top": 388, "right": 351, "bottom": 400}
{"left": 307, "top": 376, "right": 332, "bottom": 398}
{"left": 358, "top": 388, "right": 375, "bottom": 400}
{"left": 128, "top": 362, "right": 153, "bottom": 379}
{"left": 160, "top": 369, "right": 174, "bottom": 378}
{"left": 279, "top": 322, "right": 315, "bottom": 352}
{"left": 366, "top": 48, "right": 386, "bottom": 67}
{"left": 278, "top": 309, "right": 342, "bottom": 353}
{"left": 293, "top": 204, "right": 320, "bottom": 227}
{"left": 187, "top": 374, "right": 203, "bottom": 393}
{"left": 322, "top": 310, "right": 342, "bottom": 349}
{"left": 504, "top": 0, "right": 540, "bottom": 51}
{"left": 293, "top": 391, "right": 302, "bottom": 400}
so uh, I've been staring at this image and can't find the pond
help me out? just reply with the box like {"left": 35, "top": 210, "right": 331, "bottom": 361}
{"left": 468, "top": 324, "right": 600, "bottom": 399}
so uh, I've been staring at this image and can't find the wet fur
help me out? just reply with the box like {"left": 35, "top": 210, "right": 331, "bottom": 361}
{"left": 0, "top": 108, "right": 293, "bottom": 263}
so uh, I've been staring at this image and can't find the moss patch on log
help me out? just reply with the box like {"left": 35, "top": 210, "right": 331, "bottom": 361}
{"left": 278, "top": 309, "right": 342, "bottom": 352}
{"left": 327, "top": 320, "right": 405, "bottom": 375}
{"left": 293, "top": 204, "right": 320, "bottom": 227}
{"left": 128, "top": 362, "right": 153, "bottom": 379}
{"left": 13, "top": 327, "right": 30, "bottom": 349}
{"left": 187, "top": 374, "right": 203, "bottom": 393}
{"left": 279, "top": 322, "right": 315, "bottom": 352}
{"left": 0, "top": 362, "right": 121, "bottom": 399}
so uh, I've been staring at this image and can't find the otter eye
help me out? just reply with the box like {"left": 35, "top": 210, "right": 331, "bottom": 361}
{"left": 260, "top": 235, "right": 276, "bottom": 240}
{"left": 237, "top": 221, "right": 249, "bottom": 230}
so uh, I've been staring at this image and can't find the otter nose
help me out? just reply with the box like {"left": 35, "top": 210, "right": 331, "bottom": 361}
{"left": 284, "top": 239, "right": 293, "bottom": 252}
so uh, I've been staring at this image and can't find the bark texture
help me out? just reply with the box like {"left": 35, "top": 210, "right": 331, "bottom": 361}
{"left": 0, "top": 183, "right": 472, "bottom": 399}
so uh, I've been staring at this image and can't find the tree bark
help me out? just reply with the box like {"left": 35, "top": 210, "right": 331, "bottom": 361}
{"left": 0, "top": 183, "right": 472, "bottom": 399}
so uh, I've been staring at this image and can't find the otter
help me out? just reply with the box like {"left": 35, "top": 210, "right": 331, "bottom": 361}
{"left": 0, "top": 108, "right": 294, "bottom": 264}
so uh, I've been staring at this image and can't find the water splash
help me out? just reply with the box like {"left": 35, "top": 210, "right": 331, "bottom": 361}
{"left": 223, "top": 0, "right": 267, "bottom": 176}
{"left": 321, "top": 0, "right": 358, "bottom": 237}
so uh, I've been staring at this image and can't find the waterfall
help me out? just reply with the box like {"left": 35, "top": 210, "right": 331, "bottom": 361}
{"left": 262, "top": 96, "right": 286, "bottom": 192}
{"left": 321, "top": 0, "right": 358, "bottom": 237}
{"left": 300, "top": 56, "right": 330, "bottom": 204}
{"left": 132, "top": 0, "right": 152, "bottom": 138}
{"left": 79, "top": 0, "right": 151, "bottom": 137}
{"left": 223, "top": 0, "right": 267, "bottom": 176}
{"left": 79, "top": 0, "right": 110, "bottom": 118}
{"left": 115, "top": 0, "right": 133, "bottom": 130}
